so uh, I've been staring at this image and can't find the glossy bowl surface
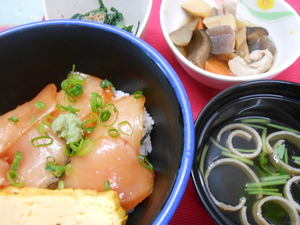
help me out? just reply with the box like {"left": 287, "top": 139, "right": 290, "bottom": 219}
{"left": 42, "top": 0, "right": 153, "bottom": 38}
{"left": 0, "top": 20, "right": 194, "bottom": 225}
{"left": 192, "top": 79, "right": 300, "bottom": 224}
{"left": 160, "top": 0, "right": 300, "bottom": 89}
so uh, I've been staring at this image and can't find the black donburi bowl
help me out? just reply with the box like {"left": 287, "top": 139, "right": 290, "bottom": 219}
{"left": 0, "top": 20, "right": 195, "bottom": 225}
{"left": 192, "top": 79, "right": 300, "bottom": 224}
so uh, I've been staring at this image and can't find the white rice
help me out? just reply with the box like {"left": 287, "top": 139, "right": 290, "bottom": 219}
{"left": 140, "top": 110, "right": 154, "bottom": 156}
{"left": 113, "top": 90, "right": 130, "bottom": 99}
{"left": 113, "top": 90, "right": 154, "bottom": 156}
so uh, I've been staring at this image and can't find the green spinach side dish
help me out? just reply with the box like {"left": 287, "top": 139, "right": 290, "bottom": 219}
{"left": 71, "top": 0, "right": 135, "bottom": 33}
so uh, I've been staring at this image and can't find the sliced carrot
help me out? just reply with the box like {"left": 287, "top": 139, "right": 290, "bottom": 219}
{"left": 204, "top": 57, "right": 233, "bottom": 76}
{"left": 196, "top": 17, "right": 205, "bottom": 30}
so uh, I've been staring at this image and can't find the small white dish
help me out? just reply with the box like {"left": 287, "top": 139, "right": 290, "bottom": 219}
{"left": 160, "top": 0, "right": 300, "bottom": 89}
{"left": 43, "top": 0, "right": 153, "bottom": 38}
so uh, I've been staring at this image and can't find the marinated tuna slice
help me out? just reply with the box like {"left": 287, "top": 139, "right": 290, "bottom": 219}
{"left": 86, "top": 95, "right": 145, "bottom": 154}
{"left": 63, "top": 135, "right": 154, "bottom": 211}
{"left": 0, "top": 84, "right": 57, "bottom": 156}
{"left": 0, "top": 158, "right": 10, "bottom": 186}
{"left": 2, "top": 123, "right": 68, "bottom": 188}
{"left": 54, "top": 73, "right": 115, "bottom": 120}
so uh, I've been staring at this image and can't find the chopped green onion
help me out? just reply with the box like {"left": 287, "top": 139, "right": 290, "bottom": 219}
{"left": 200, "top": 145, "right": 209, "bottom": 175}
{"left": 293, "top": 161, "right": 300, "bottom": 166}
{"left": 99, "top": 103, "right": 118, "bottom": 127}
{"left": 69, "top": 138, "right": 94, "bottom": 156}
{"left": 56, "top": 104, "right": 79, "bottom": 114}
{"left": 82, "top": 118, "right": 97, "bottom": 133}
{"left": 108, "top": 127, "right": 120, "bottom": 137}
{"left": 118, "top": 121, "right": 133, "bottom": 135}
{"left": 31, "top": 133, "right": 53, "bottom": 147}
{"left": 76, "top": 139, "right": 94, "bottom": 156}
{"left": 61, "top": 79, "right": 84, "bottom": 103}
{"left": 246, "top": 179, "right": 287, "bottom": 188}
{"left": 69, "top": 139, "right": 84, "bottom": 152}
{"left": 11, "top": 151, "right": 22, "bottom": 174}
{"left": 100, "top": 79, "right": 114, "bottom": 90}
{"left": 241, "top": 123, "right": 267, "bottom": 130}
{"left": 261, "top": 128, "right": 267, "bottom": 153}
{"left": 65, "top": 145, "right": 77, "bottom": 157}
{"left": 46, "top": 156, "right": 56, "bottom": 163}
{"left": 99, "top": 110, "right": 111, "bottom": 122}
{"left": 31, "top": 115, "right": 35, "bottom": 124}
{"left": 104, "top": 180, "right": 110, "bottom": 191}
{"left": 234, "top": 148, "right": 257, "bottom": 153}
{"left": 292, "top": 156, "right": 300, "bottom": 160}
{"left": 55, "top": 104, "right": 69, "bottom": 112}
{"left": 34, "top": 101, "right": 46, "bottom": 110}
{"left": 81, "top": 112, "right": 99, "bottom": 133}
{"left": 241, "top": 118, "right": 271, "bottom": 124}
{"left": 248, "top": 190, "right": 282, "bottom": 196}
{"left": 8, "top": 116, "right": 19, "bottom": 124}
{"left": 58, "top": 180, "right": 64, "bottom": 190}
{"left": 7, "top": 170, "right": 23, "bottom": 187}
{"left": 100, "top": 81, "right": 108, "bottom": 89}
{"left": 65, "top": 163, "right": 73, "bottom": 176}
{"left": 284, "top": 147, "right": 289, "bottom": 165}
{"left": 137, "top": 154, "right": 153, "bottom": 170}
{"left": 47, "top": 165, "right": 64, "bottom": 177}
{"left": 245, "top": 187, "right": 279, "bottom": 192}
{"left": 133, "top": 90, "right": 143, "bottom": 99}
{"left": 292, "top": 156, "right": 300, "bottom": 166}
{"left": 41, "top": 114, "right": 55, "bottom": 127}
{"left": 89, "top": 112, "right": 99, "bottom": 121}
{"left": 210, "top": 137, "right": 230, "bottom": 152}
{"left": 45, "top": 159, "right": 66, "bottom": 178}
{"left": 90, "top": 92, "right": 104, "bottom": 112}
{"left": 71, "top": 64, "right": 76, "bottom": 74}
{"left": 260, "top": 174, "right": 290, "bottom": 182}
{"left": 266, "top": 123, "right": 300, "bottom": 134}
{"left": 221, "top": 151, "right": 254, "bottom": 166}
{"left": 69, "top": 73, "right": 86, "bottom": 85}
{"left": 245, "top": 187, "right": 282, "bottom": 196}
{"left": 37, "top": 124, "right": 46, "bottom": 134}
{"left": 7, "top": 151, "right": 23, "bottom": 187}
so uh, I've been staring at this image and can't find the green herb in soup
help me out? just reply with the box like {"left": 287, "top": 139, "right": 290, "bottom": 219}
{"left": 71, "top": 0, "right": 134, "bottom": 33}
{"left": 201, "top": 118, "right": 300, "bottom": 224}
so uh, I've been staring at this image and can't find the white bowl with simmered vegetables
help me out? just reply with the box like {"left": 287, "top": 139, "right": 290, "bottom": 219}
{"left": 160, "top": 0, "right": 300, "bottom": 89}
{"left": 43, "top": 0, "right": 153, "bottom": 38}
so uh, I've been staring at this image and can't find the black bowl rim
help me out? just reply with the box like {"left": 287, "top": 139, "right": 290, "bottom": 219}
{"left": 191, "top": 79, "right": 300, "bottom": 224}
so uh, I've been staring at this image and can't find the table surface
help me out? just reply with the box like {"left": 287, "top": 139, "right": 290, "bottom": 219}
{"left": 1, "top": 0, "right": 300, "bottom": 224}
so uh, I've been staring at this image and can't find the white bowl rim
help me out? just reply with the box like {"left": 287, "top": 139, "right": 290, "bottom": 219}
{"left": 160, "top": 0, "right": 300, "bottom": 82}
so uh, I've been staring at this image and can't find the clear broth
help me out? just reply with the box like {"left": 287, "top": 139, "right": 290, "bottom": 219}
{"left": 201, "top": 117, "right": 300, "bottom": 224}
